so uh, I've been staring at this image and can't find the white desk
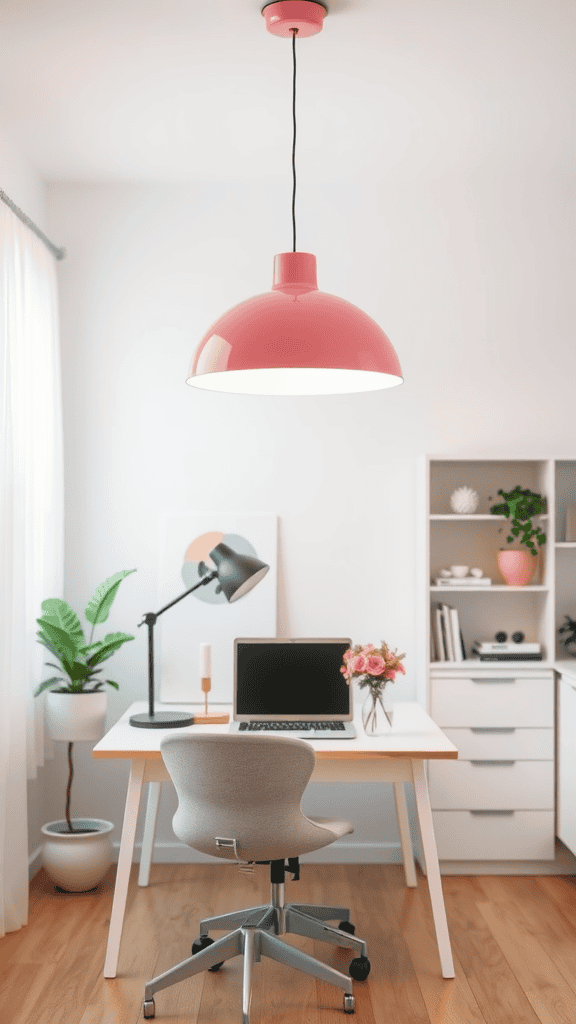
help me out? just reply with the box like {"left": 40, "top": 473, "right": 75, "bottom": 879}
{"left": 93, "top": 700, "right": 458, "bottom": 980}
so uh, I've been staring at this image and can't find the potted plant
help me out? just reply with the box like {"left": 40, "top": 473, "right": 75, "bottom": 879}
{"left": 559, "top": 614, "right": 576, "bottom": 658}
{"left": 34, "top": 569, "right": 136, "bottom": 891}
{"left": 489, "top": 486, "right": 546, "bottom": 585}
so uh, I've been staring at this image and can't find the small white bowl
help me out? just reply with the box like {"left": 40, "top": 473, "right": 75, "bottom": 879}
{"left": 470, "top": 567, "right": 483, "bottom": 578}
{"left": 450, "top": 565, "right": 469, "bottom": 578}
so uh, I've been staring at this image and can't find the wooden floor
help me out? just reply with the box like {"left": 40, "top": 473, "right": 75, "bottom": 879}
{"left": 2, "top": 863, "right": 576, "bottom": 1023}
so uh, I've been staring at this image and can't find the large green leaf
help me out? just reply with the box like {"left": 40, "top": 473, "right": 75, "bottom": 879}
{"left": 84, "top": 570, "right": 137, "bottom": 626}
{"left": 40, "top": 598, "right": 86, "bottom": 651}
{"left": 36, "top": 630, "right": 60, "bottom": 658}
{"left": 36, "top": 618, "right": 77, "bottom": 667}
{"left": 83, "top": 632, "right": 135, "bottom": 666}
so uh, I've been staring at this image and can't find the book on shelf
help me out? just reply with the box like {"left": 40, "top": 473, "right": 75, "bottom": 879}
{"left": 433, "top": 607, "right": 446, "bottom": 661}
{"left": 433, "top": 602, "right": 465, "bottom": 662}
{"left": 449, "top": 607, "right": 466, "bottom": 661}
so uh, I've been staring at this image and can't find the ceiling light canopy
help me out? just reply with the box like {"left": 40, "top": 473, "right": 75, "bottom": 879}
{"left": 186, "top": 0, "right": 403, "bottom": 397}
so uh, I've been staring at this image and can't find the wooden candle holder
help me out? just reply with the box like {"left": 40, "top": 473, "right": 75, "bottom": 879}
{"left": 192, "top": 676, "right": 229, "bottom": 725}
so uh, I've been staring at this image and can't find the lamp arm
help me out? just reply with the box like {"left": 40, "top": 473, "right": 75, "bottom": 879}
{"left": 138, "top": 570, "right": 218, "bottom": 628}
{"left": 137, "top": 570, "right": 218, "bottom": 719}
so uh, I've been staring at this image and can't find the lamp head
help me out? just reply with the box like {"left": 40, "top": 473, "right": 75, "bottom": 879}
{"left": 209, "top": 542, "right": 270, "bottom": 602}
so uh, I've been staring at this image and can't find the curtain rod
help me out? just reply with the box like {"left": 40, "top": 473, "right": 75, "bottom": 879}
{"left": 0, "top": 188, "right": 66, "bottom": 261}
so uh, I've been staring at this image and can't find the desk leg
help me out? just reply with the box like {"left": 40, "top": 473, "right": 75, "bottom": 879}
{"left": 139, "top": 782, "right": 162, "bottom": 887}
{"left": 393, "top": 782, "right": 417, "bottom": 887}
{"left": 412, "top": 760, "right": 455, "bottom": 979}
{"left": 104, "top": 758, "right": 145, "bottom": 978}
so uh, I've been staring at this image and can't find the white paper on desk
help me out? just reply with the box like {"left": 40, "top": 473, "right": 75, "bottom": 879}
{"left": 158, "top": 513, "right": 278, "bottom": 703}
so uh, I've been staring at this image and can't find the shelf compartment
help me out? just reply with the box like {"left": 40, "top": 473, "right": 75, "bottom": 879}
{"left": 429, "top": 460, "right": 549, "bottom": 517}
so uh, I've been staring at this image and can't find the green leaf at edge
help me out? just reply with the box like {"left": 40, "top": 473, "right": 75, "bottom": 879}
{"left": 39, "top": 598, "right": 86, "bottom": 651}
{"left": 36, "top": 618, "right": 77, "bottom": 666}
{"left": 85, "top": 632, "right": 135, "bottom": 666}
{"left": 33, "top": 677, "right": 63, "bottom": 697}
{"left": 84, "top": 570, "right": 137, "bottom": 626}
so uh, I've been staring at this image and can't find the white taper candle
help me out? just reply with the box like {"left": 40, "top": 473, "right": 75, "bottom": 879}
{"left": 200, "top": 643, "right": 211, "bottom": 677}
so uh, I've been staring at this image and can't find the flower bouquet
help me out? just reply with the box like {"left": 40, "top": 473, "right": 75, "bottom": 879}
{"left": 341, "top": 642, "right": 405, "bottom": 733}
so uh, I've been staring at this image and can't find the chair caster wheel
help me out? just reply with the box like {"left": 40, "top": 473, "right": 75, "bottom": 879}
{"left": 343, "top": 993, "right": 356, "bottom": 1014}
{"left": 191, "top": 934, "right": 223, "bottom": 971}
{"left": 143, "top": 998, "right": 155, "bottom": 1018}
{"left": 338, "top": 920, "right": 356, "bottom": 936}
{"left": 349, "top": 955, "right": 371, "bottom": 981}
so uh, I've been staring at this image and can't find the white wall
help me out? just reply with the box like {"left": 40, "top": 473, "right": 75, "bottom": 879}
{"left": 43, "top": 174, "right": 575, "bottom": 863}
{"left": 0, "top": 125, "right": 48, "bottom": 232}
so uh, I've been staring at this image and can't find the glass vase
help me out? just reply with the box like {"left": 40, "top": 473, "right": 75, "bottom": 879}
{"left": 361, "top": 687, "right": 392, "bottom": 735}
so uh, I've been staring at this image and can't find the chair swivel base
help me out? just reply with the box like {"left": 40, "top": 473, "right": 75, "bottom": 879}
{"left": 143, "top": 901, "right": 370, "bottom": 1022}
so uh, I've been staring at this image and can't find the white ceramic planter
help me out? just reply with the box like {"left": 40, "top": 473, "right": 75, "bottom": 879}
{"left": 41, "top": 819, "right": 114, "bottom": 892}
{"left": 45, "top": 691, "right": 107, "bottom": 741}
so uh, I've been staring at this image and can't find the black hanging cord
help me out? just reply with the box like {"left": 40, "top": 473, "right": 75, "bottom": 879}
{"left": 291, "top": 28, "right": 298, "bottom": 252}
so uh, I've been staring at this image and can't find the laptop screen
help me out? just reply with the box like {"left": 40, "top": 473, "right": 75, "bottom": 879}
{"left": 235, "top": 639, "right": 351, "bottom": 718}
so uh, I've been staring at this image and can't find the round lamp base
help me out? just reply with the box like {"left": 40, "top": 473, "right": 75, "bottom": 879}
{"left": 262, "top": 1, "right": 326, "bottom": 38}
{"left": 129, "top": 711, "right": 194, "bottom": 729}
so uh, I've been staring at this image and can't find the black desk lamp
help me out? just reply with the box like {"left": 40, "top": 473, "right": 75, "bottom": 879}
{"left": 130, "top": 542, "right": 270, "bottom": 728}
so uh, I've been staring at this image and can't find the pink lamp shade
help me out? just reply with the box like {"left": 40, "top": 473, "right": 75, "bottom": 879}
{"left": 186, "top": 253, "right": 403, "bottom": 396}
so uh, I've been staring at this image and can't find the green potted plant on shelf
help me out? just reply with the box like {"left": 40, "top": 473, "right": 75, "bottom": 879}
{"left": 489, "top": 486, "right": 546, "bottom": 586}
{"left": 559, "top": 614, "right": 576, "bottom": 658}
{"left": 34, "top": 569, "right": 136, "bottom": 892}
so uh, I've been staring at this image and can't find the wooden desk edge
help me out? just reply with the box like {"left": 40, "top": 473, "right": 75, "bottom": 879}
{"left": 92, "top": 748, "right": 458, "bottom": 760}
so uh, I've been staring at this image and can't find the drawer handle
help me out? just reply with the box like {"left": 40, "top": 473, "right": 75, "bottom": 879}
{"left": 470, "top": 760, "right": 516, "bottom": 766}
{"left": 471, "top": 678, "right": 515, "bottom": 684}
{"left": 470, "top": 809, "right": 515, "bottom": 816}
{"left": 471, "top": 727, "right": 516, "bottom": 734}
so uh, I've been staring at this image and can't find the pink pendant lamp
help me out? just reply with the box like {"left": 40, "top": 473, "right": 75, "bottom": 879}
{"left": 186, "top": 0, "right": 403, "bottom": 396}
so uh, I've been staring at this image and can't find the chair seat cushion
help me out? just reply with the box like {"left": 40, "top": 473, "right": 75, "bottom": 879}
{"left": 307, "top": 816, "right": 354, "bottom": 840}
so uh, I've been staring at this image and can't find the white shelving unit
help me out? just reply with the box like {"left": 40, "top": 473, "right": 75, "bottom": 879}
{"left": 416, "top": 457, "right": 576, "bottom": 873}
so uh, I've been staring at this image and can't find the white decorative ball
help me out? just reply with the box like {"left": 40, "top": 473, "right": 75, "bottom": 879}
{"left": 450, "top": 486, "right": 480, "bottom": 514}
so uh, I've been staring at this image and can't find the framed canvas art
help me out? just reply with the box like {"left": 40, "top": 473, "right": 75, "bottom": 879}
{"left": 157, "top": 514, "right": 278, "bottom": 703}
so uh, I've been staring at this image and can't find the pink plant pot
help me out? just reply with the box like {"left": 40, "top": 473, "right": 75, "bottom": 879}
{"left": 497, "top": 549, "right": 537, "bottom": 586}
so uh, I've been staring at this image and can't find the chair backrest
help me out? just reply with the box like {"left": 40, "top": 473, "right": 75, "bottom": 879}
{"left": 160, "top": 733, "right": 338, "bottom": 864}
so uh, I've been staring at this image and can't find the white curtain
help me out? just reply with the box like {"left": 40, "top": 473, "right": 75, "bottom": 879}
{"left": 0, "top": 202, "right": 63, "bottom": 935}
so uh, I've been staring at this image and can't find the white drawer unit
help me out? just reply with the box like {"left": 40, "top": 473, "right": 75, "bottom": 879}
{"left": 431, "top": 675, "right": 554, "bottom": 728}
{"left": 433, "top": 811, "right": 556, "bottom": 861}
{"left": 558, "top": 674, "right": 576, "bottom": 857}
{"left": 441, "top": 727, "right": 554, "bottom": 760}
{"left": 428, "top": 759, "right": 554, "bottom": 811}
{"left": 428, "top": 668, "right": 555, "bottom": 863}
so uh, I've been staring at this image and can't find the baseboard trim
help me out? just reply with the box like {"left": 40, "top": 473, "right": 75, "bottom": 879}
{"left": 28, "top": 844, "right": 43, "bottom": 881}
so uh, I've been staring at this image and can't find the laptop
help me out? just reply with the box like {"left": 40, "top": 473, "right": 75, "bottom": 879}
{"left": 229, "top": 638, "right": 355, "bottom": 739}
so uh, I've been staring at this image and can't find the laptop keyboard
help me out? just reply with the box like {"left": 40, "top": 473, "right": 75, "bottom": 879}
{"left": 239, "top": 721, "right": 345, "bottom": 732}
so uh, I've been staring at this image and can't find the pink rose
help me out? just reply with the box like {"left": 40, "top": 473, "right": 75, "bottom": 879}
{"left": 350, "top": 654, "right": 367, "bottom": 673}
{"left": 385, "top": 669, "right": 396, "bottom": 680}
{"left": 362, "top": 644, "right": 376, "bottom": 654}
{"left": 366, "top": 654, "right": 385, "bottom": 676}
{"left": 343, "top": 649, "right": 353, "bottom": 662}
{"left": 398, "top": 663, "right": 406, "bottom": 674}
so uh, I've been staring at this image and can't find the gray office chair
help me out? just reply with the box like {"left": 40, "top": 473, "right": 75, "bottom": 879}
{"left": 143, "top": 733, "right": 371, "bottom": 1023}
